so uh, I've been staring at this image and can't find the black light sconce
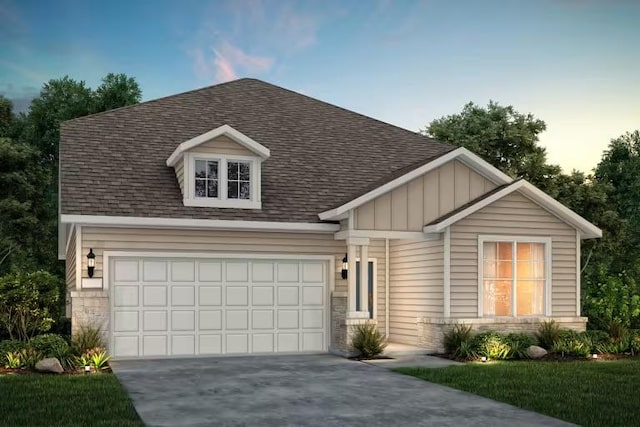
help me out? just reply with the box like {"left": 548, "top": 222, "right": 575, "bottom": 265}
{"left": 87, "top": 248, "right": 96, "bottom": 278}
{"left": 341, "top": 253, "right": 348, "bottom": 279}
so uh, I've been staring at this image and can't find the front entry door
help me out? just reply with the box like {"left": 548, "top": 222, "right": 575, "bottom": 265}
{"left": 355, "top": 261, "right": 374, "bottom": 319}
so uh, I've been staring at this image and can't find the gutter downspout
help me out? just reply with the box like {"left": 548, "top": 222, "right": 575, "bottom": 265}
{"left": 385, "top": 238, "right": 390, "bottom": 338}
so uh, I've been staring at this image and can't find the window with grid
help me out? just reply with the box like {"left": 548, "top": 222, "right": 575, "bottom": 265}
{"left": 194, "top": 159, "right": 219, "bottom": 198}
{"left": 227, "top": 161, "right": 251, "bottom": 200}
{"left": 482, "top": 240, "right": 546, "bottom": 317}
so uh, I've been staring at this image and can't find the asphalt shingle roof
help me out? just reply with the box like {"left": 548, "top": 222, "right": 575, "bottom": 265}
{"left": 60, "top": 78, "right": 455, "bottom": 223}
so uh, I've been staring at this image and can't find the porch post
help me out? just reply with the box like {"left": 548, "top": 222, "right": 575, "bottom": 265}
{"left": 359, "top": 243, "right": 369, "bottom": 316}
{"left": 347, "top": 243, "right": 357, "bottom": 314}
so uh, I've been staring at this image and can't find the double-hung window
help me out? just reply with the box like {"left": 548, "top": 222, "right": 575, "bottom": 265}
{"left": 480, "top": 236, "right": 550, "bottom": 317}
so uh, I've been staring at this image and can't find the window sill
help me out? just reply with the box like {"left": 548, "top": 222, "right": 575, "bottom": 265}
{"left": 183, "top": 198, "right": 261, "bottom": 209}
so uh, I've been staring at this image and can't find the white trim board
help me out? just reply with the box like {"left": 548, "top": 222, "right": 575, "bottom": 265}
{"left": 60, "top": 215, "right": 340, "bottom": 233}
{"left": 423, "top": 180, "right": 602, "bottom": 239}
{"left": 318, "top": 147, "right": 512, "bottom": 221}
{"left": 334, "top": 229, "right": 439, "bottom": 241}
{"left": 166, "top": 124, "right": 270, "bottom": 167}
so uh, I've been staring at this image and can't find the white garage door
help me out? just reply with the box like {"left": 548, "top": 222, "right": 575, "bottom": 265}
{"left": 110, "top": 256, "right": 328, "bottom": 358}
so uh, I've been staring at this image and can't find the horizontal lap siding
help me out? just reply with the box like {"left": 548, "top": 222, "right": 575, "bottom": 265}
{"left": 191, "top": 136, "right": 253, "bottom": 156}
{"left": 81, "top": 227, "right": 346, "bottom": 286}
{"left": 450, "top": 192, "right": 577, "bottom": 318}
{"left": 175, "top": 161, "right": 184, "bottom": 195}
{"left": 388, "top": 238, "right": 444, "bottom": 345}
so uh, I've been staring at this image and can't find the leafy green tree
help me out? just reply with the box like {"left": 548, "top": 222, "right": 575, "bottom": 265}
{"left": 0, "top": 96, "right": 13, "bottom": 136}
{"left": 93, "top": 73, "right": 142, "bottom": 112}
{"left": 424, "top": 101, "right": 560, "bottom": 192}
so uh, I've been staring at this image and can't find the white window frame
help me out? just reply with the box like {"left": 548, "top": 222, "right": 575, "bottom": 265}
{"left": 477, "top": 235, "right": 552, "bottom": 318}
{"left": 183, "top": 152, "right": 262, "bottom": 209}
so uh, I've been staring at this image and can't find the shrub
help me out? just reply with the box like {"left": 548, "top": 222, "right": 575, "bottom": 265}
{"left": 4, "top": 351, "right": 23, "bottom": 369}
{"left": 72, "top": 325, "right": 105, "bottom": 356}
{"left": 472, "top": 332, "right": 511, "bottom": 360}
{"left": 0, "top": 340, "right": 27, "bottom": 365}
{"left": 18, "top": 348, "right": 42, "bottom": 369}
{"left": 0, "top": 271, "right": 61, "bottom": 340}
{"left": 443, "top": 324, "right": 473, "bottom": 355}
{"left": 29, "top": 334, "right": 70, "bottom": 359}
{"left": 506, "top": 333, "right": 536, "bottom": 359}
{"left": 455, "top": 340, "right": 478, "bottom": 360}
{"left": 580, "top": 330, "right": 610, "bottom": 352}
{"left": 630, "top": 332, "right": 640, "bottom": 356}
{"left": 583, "top": 269, "right": 640, "bottom": 331}
{"left": 351, "top": 322, "right": 387, "bottom": 358}
{"left": 87, "top": 347, "right": 110, "bottom": 371}
{"left": 607, "top": 320, "right": 629, "bottom": 342}
{"left": 536, "top": 320, "right": 561, "bottom": 350}
{"left": 551, "top": 335, "right": 591, "bottom": 358}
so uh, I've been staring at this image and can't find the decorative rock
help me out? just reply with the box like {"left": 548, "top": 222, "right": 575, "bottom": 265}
{"left": 526, "top": 345, "right": 548, "bottom": 359}
{"left": 35, "top": 357, "right": 64, "bottom": 374}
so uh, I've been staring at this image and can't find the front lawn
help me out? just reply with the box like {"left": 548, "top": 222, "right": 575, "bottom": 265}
{"left": 0, "top": 374, "right": 143, "bottom": 426}
{"left": 396, "top": 360, "right": 640, "bottom": 427}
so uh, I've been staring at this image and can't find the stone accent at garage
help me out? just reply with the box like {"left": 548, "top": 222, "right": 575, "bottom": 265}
{"left": 417, "top": 316, "right": 588, "bottom": 353}
{"left": 70, "top": 290, "right": 109, "bottom": 339}
{"left": 330, "top": 291, "right": 375, "bottom": 357}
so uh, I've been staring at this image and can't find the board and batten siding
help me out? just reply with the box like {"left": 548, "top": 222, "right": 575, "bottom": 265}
{"left": 354, "top": 160, "right": 497, "bottom": 231}
{"left": 388, "top": 237, "right": 444, "bottom": 345}
{"left": 450, "top": 191, "right": 578, "bottom": 318}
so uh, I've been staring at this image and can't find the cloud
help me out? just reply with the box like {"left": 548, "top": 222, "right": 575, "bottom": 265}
{"left": 191, "top": 41, "right": 274, "bottom": 83}
{"left": 0, "top": 83, "right": 39, "bottom": 113}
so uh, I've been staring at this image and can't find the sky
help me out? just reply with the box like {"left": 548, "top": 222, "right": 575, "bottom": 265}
{"left": 1, "top": 0, "right": 638, "bottom": 173}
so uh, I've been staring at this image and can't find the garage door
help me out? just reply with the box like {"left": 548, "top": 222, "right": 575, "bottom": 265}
{"left": 110, "top": 257, "right": 328, "bottom": 358}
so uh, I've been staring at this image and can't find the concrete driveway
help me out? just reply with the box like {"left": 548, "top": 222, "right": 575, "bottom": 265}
{"left": 111, "top": 354, "right": 572, "bottom": 427}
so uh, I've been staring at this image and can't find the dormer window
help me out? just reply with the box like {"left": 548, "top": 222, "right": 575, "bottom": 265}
{"left": 166, "top": 124, "right": 269, "bottom": 209}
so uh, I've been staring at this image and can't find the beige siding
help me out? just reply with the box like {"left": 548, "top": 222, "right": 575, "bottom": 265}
{"left": 367, "top": 239, "right": 387, "bottom": 334}
{"left": 355, "top": 160, "right": 497, "bottom": 231}
{"left": 65, "top": 227, "right": 77, "bottom": 317}
{"left": 388, "top": 237, "right": 444, "bottom": 345}
{"left": 189, "top": 135, "right": 253, "bottom": 156}
{"left": 175, "top": 160, "right": 184, "bottom": 195}
{"left": 450, "top": 191, "right": 578, "bottom": 318}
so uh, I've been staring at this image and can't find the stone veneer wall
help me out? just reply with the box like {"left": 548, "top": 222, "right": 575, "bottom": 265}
{"left": 417, "top": 317, "right": 588, "bottom": 353}
{"left": 70, "top": 290, "right": 109, "bottom": 341}
{"left": 330, "top": 292, "right": 373, "bottom": 357}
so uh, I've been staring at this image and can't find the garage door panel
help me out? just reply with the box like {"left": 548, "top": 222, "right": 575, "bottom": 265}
{"left": 171, "top": 335, "right": 195, "bottom": 355}
{"left": 143, "top": 311, "right": 167, "bottom": 331}
{"left": 199, "top": 334, "right": 222, "bottom": 354}
{"left": 143, "top": 286, "right": 167, "bottom": 306}
{"left": 111, "top": 257, "right": 327, "bottom": 359}
{"left": 143, "top": 261, "right": 167, "bottom": 282}
{"left": 226, "top": 286, "right": 248, "bottom": 305}
{"left": 198, "top": 262, "right": 222, "bottom": 282}
{"left": 199, "top": 310, "right": 222, "bottom": 330}
{"left": 252, "top": 333, "right": 274, "bottom": 353}
{"left": 114, "top": 286, "right": 139, "bottom": 307}
{"left": 114, "top": 311, "right": 139, "bottom": 332}
{"left": 171, "top": 310, "right": 195, "bottom": 330}
{"left": 199, "top": 286, "right": 221, "bottom": 306}
{"left": 226, "top": 262, "right": 249, "bottom": 282}
{"left": 143, "top": 335, "right": 167, "bottom": 356}
{"left": 226, "top": 334, "right": 248, "bottom": 353}
{"left": 171, "top": 286, "right": 195, "bottom": 306}
{"left": 226, "top": 310, "right": 248, "bottom": 330}
{"left": 171, "top": 261, "right": 195, "bottom": 282}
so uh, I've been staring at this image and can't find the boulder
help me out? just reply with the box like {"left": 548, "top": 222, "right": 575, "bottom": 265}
{"left": 526, "top": 345, "right": 548, "bottom": 359}
{"left": 35, "top": 357, "right": 64, "bottom": 374}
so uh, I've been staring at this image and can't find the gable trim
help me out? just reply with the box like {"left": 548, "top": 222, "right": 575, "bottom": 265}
{"left": 166, "top": 124, "right": 270, "bottom": 167}
{"left": 318, "top": 147, "right": 512, "bottom": 221}
{"left": 60, "top": 214, "right": 339, "bottom": 233}
{"left": 422, "top": 180, "right": 602, "bottom": 239}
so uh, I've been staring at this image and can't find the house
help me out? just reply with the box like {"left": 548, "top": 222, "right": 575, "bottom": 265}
{"left": 59, "top": 78, "right": 601, "bottom": 359}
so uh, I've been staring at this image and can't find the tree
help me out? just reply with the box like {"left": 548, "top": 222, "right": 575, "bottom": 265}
{"left": 0, "top": 96, "right": 13, "bottom": 136}
{"left": 93, "top": 73, "right": 142, "bottom": 112}
{"left": 424, "top": 101, "right": 560, "bottom": 192}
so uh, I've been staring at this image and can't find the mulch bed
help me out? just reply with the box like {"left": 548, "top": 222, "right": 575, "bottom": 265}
{"left": 0, "top": 366, "right": 112, "bottom": 375}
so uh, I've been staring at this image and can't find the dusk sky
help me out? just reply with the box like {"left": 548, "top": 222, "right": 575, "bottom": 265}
{"left": 1, "top": 0, "right": 638, "bottom": 173}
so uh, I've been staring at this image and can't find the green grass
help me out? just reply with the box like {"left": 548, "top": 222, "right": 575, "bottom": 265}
{"left": 396, "top": 360, "right": 640, "bottom": 427}
{"left": 0, "top": 374, "right": 144, "bottom": 426}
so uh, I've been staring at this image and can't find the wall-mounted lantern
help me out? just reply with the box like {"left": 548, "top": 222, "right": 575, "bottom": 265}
{"left": 87, "top": 248, "right": 96, "bottom": 278}
{"left": 341, "top": 253, "right": 348, "bottom": 279}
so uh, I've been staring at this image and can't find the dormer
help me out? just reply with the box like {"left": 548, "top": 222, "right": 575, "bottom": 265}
{"left": 166, "top": 125, "right": 270, "bottom": 209}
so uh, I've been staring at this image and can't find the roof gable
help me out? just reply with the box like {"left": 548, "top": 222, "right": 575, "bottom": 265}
{"left": 423, "top": 179, "right": 602, "bottom": 239}
{"left": 166, "top": 124, "right": 270, "bottom": 167}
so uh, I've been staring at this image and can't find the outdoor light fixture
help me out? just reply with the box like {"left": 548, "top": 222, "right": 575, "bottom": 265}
{"left": 481, "top": 356, "right": 487, "bottom": 363}
{"left": 592, "top": 353, "right": 598, "bottom": 359}
{"left": 87, "top": 248, "right": 96, "bottom": 278}
{"left": 341, "top": 253, "right": 348, "bottom": 279}
{"left": 84, "top": 365, "right": 91, "bottom": 373}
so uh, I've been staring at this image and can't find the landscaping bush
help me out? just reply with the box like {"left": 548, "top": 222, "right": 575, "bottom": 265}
{"left": 351, "top": 322, "right": 387, "bottom": 358}
{"left": 583, "top": 269, "right": 640, "bottom": 331}
{"left": 506, "top": 333, "right": 536, "bottom": 359}
{"left": 29, "top": 334, "right": 70, "bottom": 359}
{"left": 536, "top": 320, "right": 561, "bottom": 350}
{"left": 455, "top": 340, "right": 478, "bottom": 360}
{"left": 471, "top": 331, "right": 511, "bottom": 360}
{"left": 0, "top": 271, "right": 61, "bottom": 340}
{"left": 580, "top": 330, "right": 610, "bottom": 352}
{"left": 551, "top": 334, "right": 591, "bottom": 358}
{"left": 443, "top": 324, "right": 473, "bottom": 355}
{"left": 0, "top": 340, "right": 28, "bottom": 365}
{"left": 72, "top": 325, "right": 105, "bottom": 356}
